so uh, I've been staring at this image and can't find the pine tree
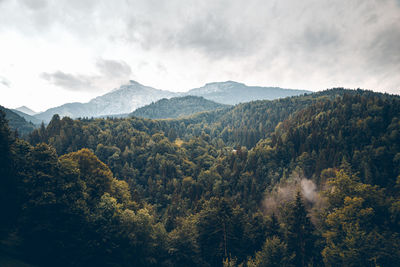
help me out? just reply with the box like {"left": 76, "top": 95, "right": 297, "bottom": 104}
{"left": 0, "top": 110, "right": 17, "bottom": 236}
{"left": 285, "top": 191, "right": 317, "bottom": 267}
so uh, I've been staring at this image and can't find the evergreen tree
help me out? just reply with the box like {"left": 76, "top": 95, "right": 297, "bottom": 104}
{"left": 0, "top": 110, "right": 16, "bottom": 236}
{"left": 285, "top": 192, "right": 317, "bottom": 267}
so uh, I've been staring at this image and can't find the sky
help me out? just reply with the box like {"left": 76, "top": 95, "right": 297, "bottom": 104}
{"left": 0, "top": 0, "right": 400, "bottom": 112}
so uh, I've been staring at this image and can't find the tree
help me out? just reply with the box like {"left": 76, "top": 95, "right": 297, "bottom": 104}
{"left": 0, "top": 110, "right": 16, "bottom": 235}
{"left": 322, "top": 170, "right": 400, "bottom": 267}
{"left": 60, "top": 148, "right": 113, "bottom": 206}
{"left": 247, "top": 236, "right": 292, "bottom": 267}
{"left": 197, "top": 198, "right": 247, "bottom": 266}
{"left": 284, "top": 191, "right": 317, "bottom": 267}
{"left": 167, "top": 216, "right": 203, "bottom": 266}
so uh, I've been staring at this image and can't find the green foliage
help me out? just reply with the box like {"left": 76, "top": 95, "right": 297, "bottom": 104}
{"left": 60, "top": 148, "right": 114, "bottom": 206}
{"left": 0, "top": 110, "right": 17, "bottom": 236}
{"left": 167, "top": 216, "right": 203, "bottom": 266}
{"left": 247, "top": 236, "right": 292, "bottom": 267}
{"left": 284, "top": 192, "right": 318, "bottom": 266}
{"left": 196, "top": 198, "right": 248, "bottom": 266}
{"left": 322, "top": 170, "right": 400, "bottom": 267}
{"left": 1, "top": 89, "right": 399, "bottom": 266}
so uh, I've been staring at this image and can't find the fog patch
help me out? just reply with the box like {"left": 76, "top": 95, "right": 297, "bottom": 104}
{"left": 301, "top": 178, "right": 318, "bottom": 202}
{"left": 263, "top": 170, "right": 322, "bottom": 216}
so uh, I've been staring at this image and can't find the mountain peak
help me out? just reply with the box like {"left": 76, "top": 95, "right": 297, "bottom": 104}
{"left": 129, "top": 80, "right": 143, "bottom": 86}
{"left": 35, "top": 80, "right": 177, "bottom": 122}
{"left": 109, "top": 80, "right": 145, "bottom": 93}
{"left": 204, "top": 81, "right": 244, "bottom": 87}
{"left": 14, "top": 105, "right": 37, "bottom": 115}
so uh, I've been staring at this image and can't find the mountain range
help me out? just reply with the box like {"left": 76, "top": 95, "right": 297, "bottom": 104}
{"left": 184, "top": 81, "right": 309, "bottom": 105}
{"left": 31, "top": 80, "right": 309, "bottom": 123}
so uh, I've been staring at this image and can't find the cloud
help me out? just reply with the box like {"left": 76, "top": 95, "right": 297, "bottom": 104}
{"left": 20, "top": 0, "right": 47, "bottom": 10}
{"left": 0, "top": 76, "right": 10, "bottom": 87}
{"left": 96, "top": 59, "right": 131, "bottom": 78}
{"left": 41, "top": 59, "right": 132, "bottom": 91}
{"left": 368, "top": 25, "right": 400, "bottom": 69}
{"left": 40, "top": 71, "right": 93, "bottom": 91}
{"left": 2, "top": 0, "right": 400, "bottom": 94}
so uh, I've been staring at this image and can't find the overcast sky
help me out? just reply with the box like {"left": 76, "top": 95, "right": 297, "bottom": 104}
{"left": 0, "top": 0, "right": 400, "bottom": 111}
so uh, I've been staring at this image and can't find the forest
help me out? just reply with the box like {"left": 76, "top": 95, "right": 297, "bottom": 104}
{"left": 0, "top": 88, "right": 399, "bottom": 266}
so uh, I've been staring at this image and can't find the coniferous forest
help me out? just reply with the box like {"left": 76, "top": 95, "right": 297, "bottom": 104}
{"left": 1, "top": 88, "right": 400, "bottom": 266}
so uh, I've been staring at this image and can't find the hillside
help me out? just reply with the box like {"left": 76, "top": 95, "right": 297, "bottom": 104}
{"left": 11, "top": 109, "right": 41, "bottom": 125}
{"left": 185, "top": 81, "right": 310, "bottom": 105}
{"left": 0, "top": 106, "right": 36, "bottom": 135}
{"left": 131, "top": 96, "right": 229, "bottom": 119}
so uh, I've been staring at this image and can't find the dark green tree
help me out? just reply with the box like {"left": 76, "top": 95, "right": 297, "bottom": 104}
{"left": 285, "top": 192, "right": 317, "bottom": 267}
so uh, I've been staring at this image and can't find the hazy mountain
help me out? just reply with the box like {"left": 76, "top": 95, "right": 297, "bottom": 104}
{"left": 0, "top": 105, "right": 36, "bottom": 134}
{"left": 12, "top": 109, "right": 41, "bottom": 125}
{"left": 14, "top": 106, "right": 37, "bottom": 115}
{"left": 184, "top": 81, "right": 310, "bottom": 105}
{"left": 131, "top": 96, "right": 229, "bottom": 119}
{"left": 33, "top": 80, "right": 311, "bottom": 122}
{"left": 34, "top": 80, "right": 176, "bottom": 122}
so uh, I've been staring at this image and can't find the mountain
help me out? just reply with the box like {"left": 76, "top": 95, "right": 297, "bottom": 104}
{"left": 33, "top": 80, "right": 311, "bottom": 123}
{"left": 0, "top": 105, "right": 36, "bottom": 134}
{"left": 131, "top": 96, "right": 229, "bottom": 119}
{"left": 14, "top": 106, "right": 37, "bottom": 115}
{"left": 12, "top": 109, "right": 41, "bottom": 125}
{"left": 34, "top": 80, "right": 176, "bottom": 122}
{"left": 184, "top": 81, "right": 310, "bottom": 105}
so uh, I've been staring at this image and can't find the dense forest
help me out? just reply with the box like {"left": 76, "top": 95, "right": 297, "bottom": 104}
{"left": 1, "top": 88, "right": 399, "bottom": 266}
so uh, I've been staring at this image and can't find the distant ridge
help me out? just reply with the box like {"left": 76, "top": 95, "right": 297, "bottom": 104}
{"left": 14, "top": 105, "right": 37, "bottom": 115}
{"left": 184, "top": 81, "right": 310, "bottom": 105}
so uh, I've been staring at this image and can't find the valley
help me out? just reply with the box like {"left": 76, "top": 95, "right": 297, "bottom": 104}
{"left": 1, "top": 88, "right": 399, "bottom": 266}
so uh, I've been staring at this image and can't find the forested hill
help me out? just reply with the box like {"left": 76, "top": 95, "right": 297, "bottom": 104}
{"left": 1, "top": 88, "right": 400, "bottom": 266}
{"left": 0, "top": 105, "right": 36, "bottom": 135}
{"left": 11, "top": 109, "right": 42, "bottom": 125}
{"left": 253, "top": 91, "right": 400, "bottom": 187}
{"left": 131, "top": 96, "right": 229, "bottom": 119}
